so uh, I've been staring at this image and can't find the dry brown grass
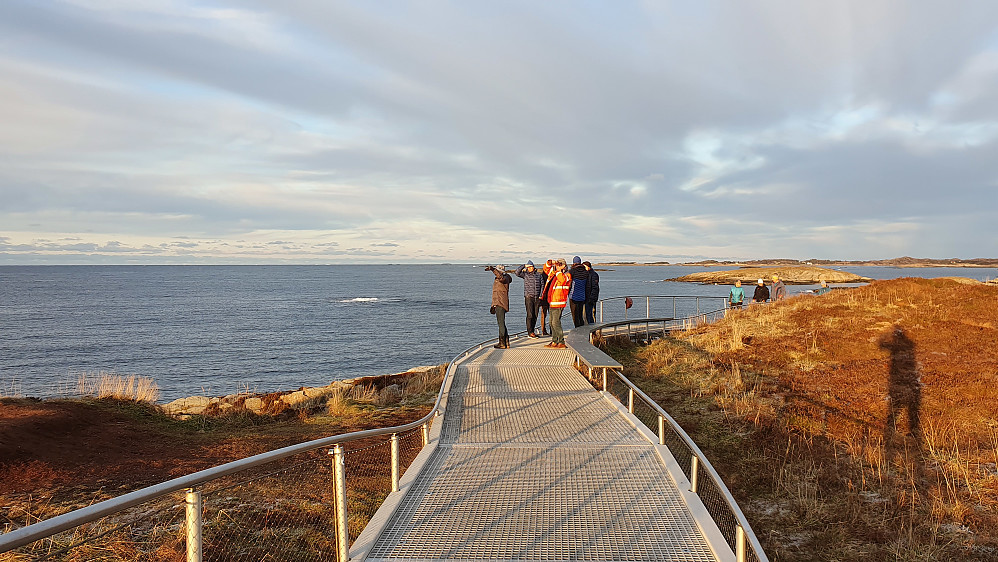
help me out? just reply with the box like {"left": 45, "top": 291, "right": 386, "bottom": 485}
{"left": 610, "top": 277, "right": 998, "bottom": 561}
{"left": 74, "top": 371, "right": 159, "bottom": 403}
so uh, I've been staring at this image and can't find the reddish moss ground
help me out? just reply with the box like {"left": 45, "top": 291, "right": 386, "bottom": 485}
{"left": 0, "top": 397, "right": 428, "bottom": 500}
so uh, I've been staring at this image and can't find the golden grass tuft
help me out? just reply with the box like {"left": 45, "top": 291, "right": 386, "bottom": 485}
{"left": 75, "top": 371, "right": 160, "bottom": 403}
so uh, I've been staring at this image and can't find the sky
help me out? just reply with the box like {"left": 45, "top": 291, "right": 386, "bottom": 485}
{"left": 1, "top": 1, "right": 997, "bottom": 264}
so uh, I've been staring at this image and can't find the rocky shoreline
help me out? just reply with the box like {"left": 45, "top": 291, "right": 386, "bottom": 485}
{"left": 161, "top": 365, "right": 445, "bottom": 417}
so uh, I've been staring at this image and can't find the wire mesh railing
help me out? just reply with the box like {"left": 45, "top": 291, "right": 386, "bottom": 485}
{"left": 596, "top": 295, "right": 729, "bottom": 324}
{"left": 0, "top": 330, "right": 527, "bottom": 562}
{"left": 569, "top": 316, "right": 769, "bottom": 562}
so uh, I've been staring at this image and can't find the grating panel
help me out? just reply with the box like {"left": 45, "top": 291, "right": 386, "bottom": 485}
{"left": 465, "top": 345, "right": 576, "bottom": 366}
{"left": 368, "top": 445, "right": 716, "bottom": 561}
{"left": 443, "top": 391, "right": 644, "bottom": 445}
{"left": 457, "top": 365, "right": 594, "bottom": 394}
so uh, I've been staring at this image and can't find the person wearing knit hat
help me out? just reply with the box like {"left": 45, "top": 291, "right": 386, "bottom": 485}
{"left": 515, "top": 260, "right": 545, "bottom": 337}
{"left": 753, "top": 278, "right": 770, "bottom": 303}
{"left": 568, "top": 256, "right": 590, "bottom": 327}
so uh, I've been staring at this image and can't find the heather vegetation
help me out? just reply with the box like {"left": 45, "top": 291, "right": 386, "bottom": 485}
{"left": 608, "top": 277, "right": 998, "bottom": 560}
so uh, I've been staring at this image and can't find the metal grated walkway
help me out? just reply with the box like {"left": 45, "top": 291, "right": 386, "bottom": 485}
{"left": 362, "top": 337, "right": 723, "bottom": 561}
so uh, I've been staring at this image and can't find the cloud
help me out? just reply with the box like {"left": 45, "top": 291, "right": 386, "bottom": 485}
{"left": 0, "top": 0, "right": 996, "bottom": 262}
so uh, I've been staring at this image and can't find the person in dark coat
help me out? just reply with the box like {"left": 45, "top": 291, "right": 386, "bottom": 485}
{"left": 515, "top": 261, "right": 545, "bottom": 338}
{"left": 487, "top": 265, "right": 513, "bottom": 348}
{"left": 752, "top": 278, "right": 770, "bottom": 303}
{"left": 583, "top": 261, "right": 599, "bottom": 324}
{"left": 568, "top": 256, "right": 589, "bottom": 327}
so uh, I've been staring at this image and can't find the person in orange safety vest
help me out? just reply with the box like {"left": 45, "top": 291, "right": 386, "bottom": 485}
{"left": 543, "top": 259, "right": 571, "bottom": 349}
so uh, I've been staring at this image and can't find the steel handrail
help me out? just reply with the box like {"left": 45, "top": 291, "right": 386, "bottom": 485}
{"left": 566, "top": 314, "right": 767, "bottom": 562}
{"left": 0, "top": 330, "right": 526, "bottom": 553}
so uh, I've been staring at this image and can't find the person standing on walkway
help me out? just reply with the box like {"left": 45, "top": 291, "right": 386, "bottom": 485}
{"left": 487, "top": 265, "right": 513, "bottom": 349}
{"left": 538, "top": 260, "right": 553, "bottom": 336}
{"left": 752, "top": 278, "right": 770, "bottom": 303}
{"left": 729, "top": 280, "right": 745, "bottom": 309}
{"left": 543, "top": 259, "right": 571, "bottom": 349}
{"left": 583, "top": 261, "right": 600, "bottom": 324}
{"left": 515, "top": 261, "right": 545, "bottom": 338}
{"left": 568, "top": 256, "right": 590, "bottom": 327}
{"left": 771, "top": 274, "right": 788, "bottom": 302}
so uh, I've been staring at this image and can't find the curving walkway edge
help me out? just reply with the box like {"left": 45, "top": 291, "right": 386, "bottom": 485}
{"left": 351, "top": 336, "right": 734, "bottom": 562}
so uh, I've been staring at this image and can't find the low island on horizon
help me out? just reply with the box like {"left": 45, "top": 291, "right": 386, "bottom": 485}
{"left": 597, "top": 256, "right": 998, "bottom": 268}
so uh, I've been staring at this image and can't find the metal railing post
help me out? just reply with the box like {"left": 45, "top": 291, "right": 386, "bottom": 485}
{"left": 736, "top": 525, "right": 747, "bottom": 562}
{"left": 599, "top": 300, "right": 603, "bottom": 322}
{"left": 602, "top": 367, "right": 608, "bottom": 391}
{"left": 658, "top": 416, "right": 665, "bottom": 446}
{"left": 646, "top": 296, "right": 650, "bottom": 319}
{"left": 690, "top": 456, "right": 699, "bottom": 493}
{"left": 390, "top": 433, "right": 400, "bottom": 493}
{"left": 332, "top": 446, "right": 348, "bottom": 562}
{"left": 628, "top": 388, "right": 635, "bottom": 414}
{"left": 421, "top": 423, "right": 429, "bottom": 447}
{"left": 185, "top": 489, "right": 202, "bottom": 562}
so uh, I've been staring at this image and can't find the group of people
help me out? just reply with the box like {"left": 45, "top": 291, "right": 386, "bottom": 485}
{"left": 728, "top": 275, "right": 830, "bottom": 308}
{"left": 486, "top": 256, "right": 600, "bottom": 350}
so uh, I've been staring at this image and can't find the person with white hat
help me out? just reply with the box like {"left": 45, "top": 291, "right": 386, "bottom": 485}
{"left": 752, "top": 278, "right": 770, "bottom": 303}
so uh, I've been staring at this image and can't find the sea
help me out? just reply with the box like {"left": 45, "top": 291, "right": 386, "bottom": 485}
{"left": 2, "top": 264, "right": 995, "bottom": 402}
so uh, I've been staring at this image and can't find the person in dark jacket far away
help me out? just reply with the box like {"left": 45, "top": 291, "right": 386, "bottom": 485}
{"left": 729, "top": 280, "right": 745, "bottom": 309}
{"left": 753, "top": 278, "right": 770, "bottom": 303}
{"left": 568, "top": 256, "right": 590, "bottom": 327}
{"left": 515, "top": 261, "right": 545, "bottom": 338}
{"left": 771, "top": 274, "right": 787, "bottom": 301}
{"left": 583, "top": 261, "right": 600, "bottom": 324}
{"left": 487, "top": 265, "right": 513, "bottom": 349}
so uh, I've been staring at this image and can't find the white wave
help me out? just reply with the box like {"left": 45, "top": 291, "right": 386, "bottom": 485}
{"left": 339, "top": 297, "right": 380, "bottom": 303}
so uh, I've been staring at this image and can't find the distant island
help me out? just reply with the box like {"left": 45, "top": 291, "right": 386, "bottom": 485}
{"left": 597, "top": 257, "right": 998, "bottom": 268}
{"left": 667, "top": 266, "right": 872, "bottom": 285}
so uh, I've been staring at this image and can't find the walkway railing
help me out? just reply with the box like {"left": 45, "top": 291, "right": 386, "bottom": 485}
{"left": 564, "top": 313, "right": 768, "bottom": 562}
{"left": 1, "top": 300, "right": 765, "bottom": 562}
{"left": 0, "top": 332, "right": 523, "bottom": 562}
{"left": 597, "top": 295, "right": 729, "bottom": 323}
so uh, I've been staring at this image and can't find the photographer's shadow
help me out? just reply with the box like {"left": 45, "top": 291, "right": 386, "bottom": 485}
{"left": 878, "top": 326, "right": 925, "bottom": 489}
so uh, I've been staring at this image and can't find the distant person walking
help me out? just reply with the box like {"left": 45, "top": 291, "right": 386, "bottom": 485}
{"left": 515, "top": 261, "right": 545, "bottom": 338}
{"left": 543, "top": 259, "right": 571, "bottom": 349}
{"left": 583, "top": 261, "right": 600, "bottom": 324}
{"left": 753, "top": 278, "right": 770, "bottom": 303}
{"left": 568, "top": 256, "right": 590, "bottom": 327}
{"left": 487, "top": 265, "right": 513, "bottom": 349}
{"left": 771, "top": 274, "right": 787, "bottom": 302}
{"left": 729, "top": 280, "right": 745, "bottom": 309}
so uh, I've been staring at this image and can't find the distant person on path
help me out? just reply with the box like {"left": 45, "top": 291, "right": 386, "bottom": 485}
{"left": 583, "top": 261, "right": 600, "bottom": 324}
{"left": 568, "top": 256, "right": 590, "bottom": 327}
{"left": 543, "top": 259, "right": 571, "bottom": 349}
{"left": 753, "top": 278, "right": 770, "bottom": 303}
{"left": 538, "top": 260, "right": 554, "bottom": 336}
{"left": 515, "top": 261, "right": 544, "bottom": 338}
{"left": 771, "top": 274, "right": 788, "bottom": 301}
{"left": 729, "top": 280, "right": 745, "bottom": 309}
{"left": 816, "top": 280, "right": 831, "bottom": 295}
{"left": 487, "top": 265, "right": 513, "bottom": 349}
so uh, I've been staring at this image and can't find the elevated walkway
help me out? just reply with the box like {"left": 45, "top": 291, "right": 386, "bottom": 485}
{"left": 353, "top": 337, "right": 730, "bottom": 561}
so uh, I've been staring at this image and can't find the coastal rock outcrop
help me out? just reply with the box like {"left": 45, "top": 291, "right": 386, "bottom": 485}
{"left": 161, "top": 365, "right": 445, "bottom": 417}
{"left": 667, "top": 266, "right": 872, "bottom": 285}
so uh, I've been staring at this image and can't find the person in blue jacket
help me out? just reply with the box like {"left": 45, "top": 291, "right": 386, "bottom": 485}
{"left": 729, "top": 280, "right": 745, "bottom": 309}
{"left": 515, "top": 261, "right": 545, "bottom": 338}
{"left": 568, "top": 256, "right": 590, "bottom": 327}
